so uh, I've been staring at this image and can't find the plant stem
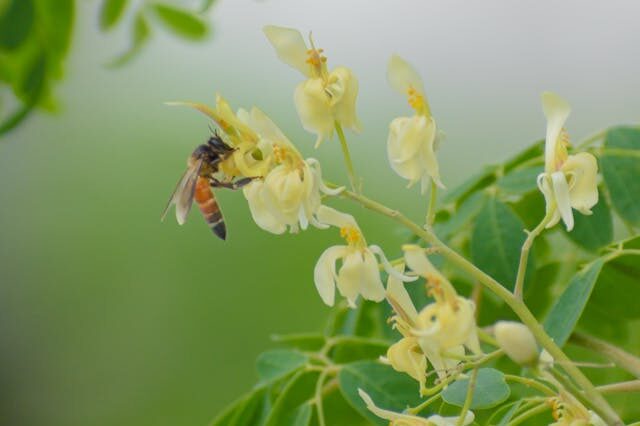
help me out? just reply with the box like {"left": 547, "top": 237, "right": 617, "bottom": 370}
{"left": 576, "top": 128, "right": 607, "bottom": 150}
{"left": 457, "top": 368, "right": 478, "bottom": 426}
{"left": 507, "top": 402, "right": 549, "bottom": 426}
{"left": 504, "top": 374, "right": 557, "bottom": 396}
{"left": 328, "top": 186, "right": 623, "bottom": 425}
{"left": 426, "top": 180, "right": 438, "bottom": 226}
{"left": 514, "top": 207, "right": 555, "bottom": 299}
{"left": 408, "top": 393, "right": 441, "bottom": 415}
{"left": 315, "top": 370, "right": 329, "bottom": 426}
{"left": 334, "top": 122, "right": 359, "bottom": 192}
{"left": 597, "top": 380, "right": 640, "bottom": 394}
{"left": 571, "top": 332, "right": 640, "bottom": 379}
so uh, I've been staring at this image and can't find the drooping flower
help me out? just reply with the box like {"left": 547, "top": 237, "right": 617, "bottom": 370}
{"left": 494, "top": 321, "right": 538, "bottom": 366}
{"left": 403, "top": 245, "right": 481, "bottom": 380}
{"left": 387, "top": 55, "right": 444, "bottom": 192}
{"left": 240, "top": 108, "right": 342, "bottom": 233}
{"left": 263, "top": 25, "right": 360, "bottom": 146}
{"left": 313, "top": 206, "right": 415, "bottom": 307}
{"left": 359, "top": 389, "right": 475, "bottom": 426}
{"left": 537, "top": 92, "right": 599, "bottom": 231}
{"left": 385, "top": 266, "right": 428, "bottom": 394}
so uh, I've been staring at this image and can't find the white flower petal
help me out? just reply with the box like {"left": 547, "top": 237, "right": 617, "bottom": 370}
{"left": 387, "top": 54, "right": 425, "bottom": 97}
{"left": 537, "top": 173, "right": 561, "bottom": 229}
{"left": 337, "top": 251, "right": 367, "bottom": 307}
{"left": 294, "top": 79, "right": 335, "bottom": 147}
{"left": 306, "top": 158, "right": 345, "bottom": 195}
{"left": 562, "top": 152, "right": 599, "bottom": 214}
{"left": 243, "top": 181, "right": 287, "bottom": 234}
{"left": 263, "top": 25, "right": 311, "bottom": 77}
{"left": 541, "top": 91, "right": 571, "bottom": 172}
{"left": 316, "top": 205, "right": 359, "bottom": 230}
{"left": 386, "top": 264, "right": 419, "bottom": 324}
{"left": 328, "top": 66, "right": 361, "bottom": 133}
{"left": 551, "top": 171, "right": 574, "bottom": 231}
{"left": 403, "top": 245, "right": 437, "bottom": 277}
{"left": 359, "top": 250, "right": 386, "bottom": 302}
{"left": 369, "top": 245, "right": 418, "bottom": 283}
{"left": 494, "top": 321, "right": 538, "bottom": 365}
{"left": 313, "top": 245, "right": 347, "bottom": 306}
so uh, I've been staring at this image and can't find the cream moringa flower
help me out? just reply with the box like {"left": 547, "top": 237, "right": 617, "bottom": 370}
{"left": 241, "top": 109, "right": 341, "bottom": 234}
{"left": 537, "top": 92, "right": 598, "bottom": 231}
{"left": 314, "top": 206, "right": 416, "bottom": 308}
{"left": 387, "top": 55, "right": 444, "bottom": 191}
{"left": 549, "top": 391, "right": 606, "bottom": 426}
{"left": 359, "top": 389, "right": 475, "bottom": 426}
{"left": 404, "top": 245, "right": 481, "bottom": 380}
{"left": 385, "top": 267, "right": 428, "bottom": 394}
{"left": 263, "top": 25, "right": 360, "bottom": 147}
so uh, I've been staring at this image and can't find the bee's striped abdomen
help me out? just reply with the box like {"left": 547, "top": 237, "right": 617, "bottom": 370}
{"left": 194, "top": 176, "right": 226, "bottom": 240}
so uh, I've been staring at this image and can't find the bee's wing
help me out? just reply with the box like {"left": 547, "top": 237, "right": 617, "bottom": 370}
{"left": 161, "top": 158, "right": 203, "bottom": 225}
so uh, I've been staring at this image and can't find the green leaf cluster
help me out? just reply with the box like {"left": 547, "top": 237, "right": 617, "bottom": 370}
{"left": 99, "top": 0, "right": 213, "bottom": 67}
{"left": 0, "top": 0, "right": 73, "bottom": 135}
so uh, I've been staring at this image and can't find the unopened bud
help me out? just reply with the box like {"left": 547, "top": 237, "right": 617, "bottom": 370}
{"left": 494, "top": 321, "right": 538, "bottom": 365}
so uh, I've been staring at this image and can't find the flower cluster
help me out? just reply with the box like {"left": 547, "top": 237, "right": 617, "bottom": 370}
{"left": 170, "top": 23, "right": 615, "bottom": 425}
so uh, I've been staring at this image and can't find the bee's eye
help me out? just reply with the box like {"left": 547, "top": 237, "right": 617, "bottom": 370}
{"left": 430, "top": 314, "right": 437, "bottom": 323}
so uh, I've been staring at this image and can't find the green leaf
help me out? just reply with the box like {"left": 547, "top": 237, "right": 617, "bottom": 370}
{"left": 256, "top": 350, "right": 308, "bottom": 384}
{"left": 99, "top": 0, "right": 129, "bottom": 31}
{"left": 210, "top": 386, "right": 269, "bottom": 426}
{"left": 442, "top": 166, "right": 497, "bottom": 205}
{"left": 471, "top": 198, "right": 533, "bottom": 290}
{"left": 562, "top": 190, "right": 613, "bottom": 251}
{"left": 496, "top": 401, "right": 522, "bottom": 426}
{"left": 200, "top": 0, "right": 218, "bottom": 12}
{"left": 601, "top": 127, "right": 640, "bottom": 224}
{"left": 496, "top": 166, "right": 543, "bottom": 195}
{"left": 0, "top": 0, "right": 34, "bottom": 50}
{"left": 339, "top": 361, "right": 422, "bottom": 425}
{"left": 441, "top": 368, "right": 510, "bottom": 409}
{"left": 503, "top": 140, "right": 545, "bottom": 172}
{"left": 264, "top": 371, "right": 319, "bottom": 426}
{"left": 435, "top": 192, "right": 487, "bottom": 239}
{"left": 323, "top": 389, "right": 370, "bottom": 426}
{"left": 151, "top": 3, "right": 208, "bottom": 40}
{"left": 109, "top": 12, "right": 151, "bottom": 67}
{"left": 587, "top": 249, "right": 640, "bottom": 321}
{"left": 331, "top": 337, "right": 389, "bottom": 363}
{"left": 544, "top": 259, "right": 604, "bottom": 347}
{"left": 271, "top": 333, "right": 325, "bottom": 352}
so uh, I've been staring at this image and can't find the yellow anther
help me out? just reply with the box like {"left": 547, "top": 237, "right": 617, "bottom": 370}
{"left": 340, "top": 226, "right": 362, "bottom": 245}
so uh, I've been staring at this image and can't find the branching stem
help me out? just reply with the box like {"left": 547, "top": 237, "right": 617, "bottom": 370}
{"left": 327, "top": 185, "right": 623, "bottom": 425}
{"left": 514, "top": 206, "right": 555, "bottom": 299}
{"left": 457, "top": 368, "right": 478, "bottom": 426}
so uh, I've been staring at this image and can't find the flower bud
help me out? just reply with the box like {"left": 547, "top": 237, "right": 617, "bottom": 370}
{"left": 494, "top": 321, "right": 538, "bottom": 366}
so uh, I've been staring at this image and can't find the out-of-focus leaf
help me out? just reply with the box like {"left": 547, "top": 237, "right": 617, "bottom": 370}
{"left": 151, "top": 3, "right": 208, "bottom": 40}
{"left": 496, "top": 401, "right": 522, "bottom": 426}
{"left": 510, "top": 191, "right": 546, "bottom": 229}
{"left": 210, "top": 386, "right": 270, "bottom": 426}
{"left": 36, "top": 0, "right": 74, "bottom": 77}
{"left": 109, "top": 11, "right": 151, "bottom": 67}
{"left": 544, "top": 259, "right": 604, "bottom": 347}
{"left": 435, "top": 192, "right": 487, "bottom": 239}
{"left": 0, "top": 0, "right": 34, "bottom": 50}
{"left": 20, "top": 53, "right": 46, "bottom": 102}
{"left": 471, "top": 197, "right": 533, "bottom": 290}
{"left": 496, "top": 166, "right": 543, "bottom": 195}
{"left": 562, "top": 190, "right": 613, "bottom": 252}
{"left": 271, "top": 333, "right": 325, "bottom": 352}
{"left": 503, "top": 140, "right": 544, "bottom": 172}
{"left": 441, "top": 368, "right": 510, "bottom": 409}
{"left": 323, "top": 389, "right": 370, "bottom": 426}
{"left": 601, "top": 127, "right": 640, "bottom": 225}
{"left": 264, "top": 371, "right": 319, "bottom": 426}
{"left": 442, "top": 166, "right": 497, "bottom": 205}
{"left": 99, "top": 0, "right": 129, "bottom": 31}
{"left": 256, "top": 350, "right": 308, "bottom": 384}
{"left": 330, "top": 337, "right": 389, "bottom": 363}
{"left": 200, "top": 0, "right": 218, "bottom": 12}
{"left": 339, "top": 361, "right": 421, "bottom": 425}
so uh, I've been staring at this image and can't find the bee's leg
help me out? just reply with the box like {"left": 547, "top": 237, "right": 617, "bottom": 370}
{"left": 210, "top": 176, "right": 258, "bottom": 190}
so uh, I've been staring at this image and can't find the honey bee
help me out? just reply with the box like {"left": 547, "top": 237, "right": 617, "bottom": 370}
{"left": 161, "top": 133, "right": 254, "bottom": 240}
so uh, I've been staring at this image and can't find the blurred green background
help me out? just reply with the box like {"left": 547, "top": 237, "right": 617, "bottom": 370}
{"left": 1, "top": 1, "right": 639, "bottom": 425}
